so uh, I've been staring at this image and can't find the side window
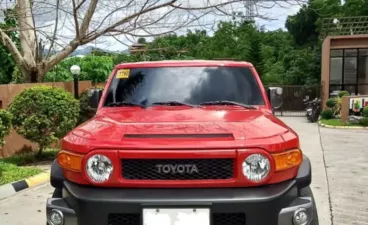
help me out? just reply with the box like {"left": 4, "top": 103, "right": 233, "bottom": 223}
{"left": 104, "top": 74, "right": 120, "bottom": 105}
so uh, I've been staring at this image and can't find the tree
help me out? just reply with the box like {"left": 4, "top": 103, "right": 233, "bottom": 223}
{"left": 283, "top": 48, "right": 318, "bottom": 85}
{"left": 0, "top": 110, "right": 12, "bottom": 157}
{"left": 44, "top": 55, "right": 114, "bottom": 83}
{"left": 286, "top": 0, "right": 368, "bottom": 47}
{"left": 238, "top": 22, "right": 264, "bottom": 75}
{"left": 0, "top": 8, "right": 19, "bottom": 84}
{"left": 0, "top": 0, "right": 308, "bottom": 83}
{"left": 285, "top": 4, "right": 319, "bottom": 46}
{"left": 137, "top": 37, "right": 147, "bottom": 44}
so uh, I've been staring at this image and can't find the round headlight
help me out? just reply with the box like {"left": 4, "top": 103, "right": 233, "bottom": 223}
{"left": 242, "top": 153, "right": 270, "bottom": 182}
{"left": 86, "top": 154, "right": 113, "bottom": 182}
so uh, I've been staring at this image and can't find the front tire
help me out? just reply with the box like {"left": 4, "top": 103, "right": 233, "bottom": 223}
{"left": 298, "top": 186, "right": 319, "bottom": 225}
{"left": 310, "top": 111, "right": 318, "bottom": 123}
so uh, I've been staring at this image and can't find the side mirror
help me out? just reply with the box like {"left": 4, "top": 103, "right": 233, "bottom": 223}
{"left": 267, "top": 87, "right": 283, "bottom": 110}
{"left": 88, "top": 88, "right": 103, "bottom": 109}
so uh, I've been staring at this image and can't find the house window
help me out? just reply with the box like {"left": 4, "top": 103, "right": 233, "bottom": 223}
{"left": 330, "top": 48, "right": 368, "bottom": 96}
{"left": 330, "top": 58, "right": 343, "bottom": 84}
{"left": 358, "top": 49, "right": 368, "bottom": 95}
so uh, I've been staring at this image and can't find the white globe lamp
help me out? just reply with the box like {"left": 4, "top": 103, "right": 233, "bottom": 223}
{"left": 70, "top": 65, "right": 81, "bottom": 99}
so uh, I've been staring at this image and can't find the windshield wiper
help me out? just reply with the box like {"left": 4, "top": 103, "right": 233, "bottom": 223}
{"left": 151, "top": 101, "right": 196, "bottom": 107}
{"left": 199, "top": 101, "right": 256, "bottom": 109}
{"left": 106, "top": 101, "right": 145, "bottom": 108}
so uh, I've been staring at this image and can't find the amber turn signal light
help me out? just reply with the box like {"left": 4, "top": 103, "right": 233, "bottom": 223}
{"left": 57, "top": 150, "right": 84, "bottom": 172}
{"left": 272, "top": 149, "right": 303, "bottom": 172}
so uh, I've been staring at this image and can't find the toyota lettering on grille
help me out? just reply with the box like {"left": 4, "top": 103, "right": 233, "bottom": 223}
{"left": 156, "top": 164, "right": 199, "bottom": 174}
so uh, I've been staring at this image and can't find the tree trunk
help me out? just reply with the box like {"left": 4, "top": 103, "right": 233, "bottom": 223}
{"left": 37, "top": 146, "right": 44, "bottom": 158}
{"left": 0, "top": 147, "right": 4, "bottom": 158}
{"left": 17, "top": 0, "right": 36, "bottom": 64}
{"left": 20, "top": 65, "right": 47, "bottom": 83}
{"left": 21, "top": 69, "right": 38, "bottom": 83}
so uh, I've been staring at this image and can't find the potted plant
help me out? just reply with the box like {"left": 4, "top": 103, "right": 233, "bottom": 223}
{"left": 353, "top": 100, "right": 361, "bottom": 115}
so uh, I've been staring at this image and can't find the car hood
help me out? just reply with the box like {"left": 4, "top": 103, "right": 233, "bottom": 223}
{"left": 65, "top": 108, "right": 293, "bottom": 151}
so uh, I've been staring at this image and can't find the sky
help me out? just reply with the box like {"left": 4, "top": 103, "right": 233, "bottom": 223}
{"left": 92, "top": 2, "right": 302, "bottom": 52}
{"left": 255, "top": 3, "right": 301, "bottom": 30}
{"left": 0, "top": 0, "right": 303, "bottom": 52}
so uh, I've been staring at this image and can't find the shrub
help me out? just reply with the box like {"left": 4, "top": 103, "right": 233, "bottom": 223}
{"left": 354, "top": 100, "right": 361, "bottom": 110}
{"left": 8, "top": 86, "right": 80, "bottom": 156}
{"left": 363, "top": 106, "right": 368, "bottom": 117}
{"left": 0, "top": 110, "right": 12, "bottom": 159}
{"left": 0, "top": 110, "right": 12, "bottom": 147}
{"left": 326, "top": 98, "right": 337, "bottom": 108}
{"left": 359, "top": 117, "right": 368, "bottom": 126}
{"left": 338, "top": 91, "right": 350, "bottom": 98}
{"left": 320, "top": 109, "right": 334, "bottom": 120}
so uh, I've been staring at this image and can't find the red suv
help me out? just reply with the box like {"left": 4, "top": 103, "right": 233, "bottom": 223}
{"left": 47, "top": 60, "right": 318, "bottom": 225}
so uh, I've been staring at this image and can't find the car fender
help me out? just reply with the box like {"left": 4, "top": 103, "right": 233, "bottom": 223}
{"left": 50, "top": 159, "right": 65, "bottom": 189}
{"left": 295, "top": 155, "right": 312, "bottom": 189}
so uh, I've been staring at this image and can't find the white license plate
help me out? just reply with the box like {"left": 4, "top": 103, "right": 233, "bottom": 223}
{"left": 143, "top": 208, "right": 210, "bottom": 225}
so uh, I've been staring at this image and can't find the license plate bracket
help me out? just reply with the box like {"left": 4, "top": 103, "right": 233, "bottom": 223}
{"left": 143, "top": 208, "right": 210, "bottom": 225}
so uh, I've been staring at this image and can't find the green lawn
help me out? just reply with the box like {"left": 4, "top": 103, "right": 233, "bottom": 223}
{"left": 0, "top": 162, "right": 41, "bottom": 185}
{"left": 319, "top": 119, "right": 367, "bottom": 127}
{"left": 0, "top": 148, "right": 59, "bottom": 185}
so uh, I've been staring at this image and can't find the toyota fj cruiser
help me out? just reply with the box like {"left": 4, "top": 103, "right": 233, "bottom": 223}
{"left": 47, "top": 60, "right": 318, "bottom": 225}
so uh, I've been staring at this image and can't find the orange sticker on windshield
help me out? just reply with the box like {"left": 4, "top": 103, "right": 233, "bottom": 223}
{"left": 116, "top": 69, "right": 130, "bottom": 79}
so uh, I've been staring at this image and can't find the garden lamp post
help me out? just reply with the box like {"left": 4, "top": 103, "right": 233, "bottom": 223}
{"left": 70, "top": 65, "right": 81, "bottom": 99}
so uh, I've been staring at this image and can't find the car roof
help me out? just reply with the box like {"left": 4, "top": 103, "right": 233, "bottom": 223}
{"left": 114, "top": 60, "right": 254, "bottom": 69}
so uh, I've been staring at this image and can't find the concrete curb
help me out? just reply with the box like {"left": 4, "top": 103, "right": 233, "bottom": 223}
{"left": 0, "top": 171, "right": 50, "bottom": 200}
{"left": 318, "top": 121, "right": 368, "bottom": 129}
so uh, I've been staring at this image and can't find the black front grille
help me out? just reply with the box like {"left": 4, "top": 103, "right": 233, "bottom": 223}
{"left": 108, "top": 213, "right": 140, "bottom": 225}
{"left": 108, "top": 213, "right": 245, "bottom": 225}
{"left": 122, "top": 158, "right": 234, "bottom": 180}
{"left": 213, "top": 213, "right": 246, "bottom": 225}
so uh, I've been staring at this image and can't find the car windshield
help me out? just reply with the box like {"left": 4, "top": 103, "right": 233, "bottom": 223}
{"left": 103, "top": 66, "right": 265, "bottom": 107}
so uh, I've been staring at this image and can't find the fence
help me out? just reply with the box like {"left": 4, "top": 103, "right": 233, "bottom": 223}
{"left": 0, "top": 81, "right": 92, "bottom": 109}
{"left": 265, "top": 85, "right": 323, "bottom": 117}
{"left": 0, "top": 81, "right": 93, "bottom": 157}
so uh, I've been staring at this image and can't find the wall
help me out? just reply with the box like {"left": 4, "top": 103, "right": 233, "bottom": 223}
{"left": 0, "top": 81, "right": 93, "bottom": 157}
{"left": 321, "top": 37, "right": 331, "bottom": 109}
{"left": 321, "top": 35, "right": 368, "bottom": 108}
{"left": 330, "top": 36, "right": 368, "bottom": 49}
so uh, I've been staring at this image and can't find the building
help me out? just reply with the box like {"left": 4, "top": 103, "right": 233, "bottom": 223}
{"left": 320, "top": 16, "right": 368, "bottom": 106}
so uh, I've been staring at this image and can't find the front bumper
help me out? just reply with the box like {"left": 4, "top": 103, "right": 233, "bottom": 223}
{"left": 47, "top": 156, "right": 314, "bottom": 225}
{"left": 47, "top": 181, "right": 313, "bottom": 225}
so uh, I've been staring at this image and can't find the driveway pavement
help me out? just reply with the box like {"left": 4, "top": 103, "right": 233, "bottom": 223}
{"left": 0, "top": 117, "right": 367, "bottom": 225}
{"left": 318, "top": 125, "right": 368, "bottom": 225}
{"left": 282, "top": 117, "right": 368, "bottom": 225}
{"left": 0, "top": 183, "right": 53, "bottom": 225}
{"left": 281, "top": 117, "right": 331, "bottom": 225}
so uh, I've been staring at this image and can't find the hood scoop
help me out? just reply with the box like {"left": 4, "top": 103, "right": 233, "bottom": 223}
{"left": 123, "top": 133, "right": 234, "bottom": 140}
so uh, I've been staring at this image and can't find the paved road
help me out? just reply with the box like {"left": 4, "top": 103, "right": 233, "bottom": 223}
{"left": 1, "top": 117, "right": 367, "bottom": 225}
